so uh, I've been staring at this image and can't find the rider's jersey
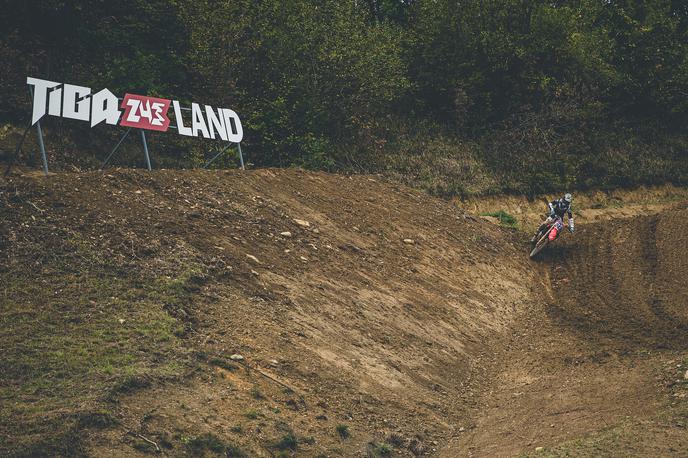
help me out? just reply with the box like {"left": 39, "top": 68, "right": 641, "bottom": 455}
{"left": 549, "top": 198, "right": 573, "bottom": 219}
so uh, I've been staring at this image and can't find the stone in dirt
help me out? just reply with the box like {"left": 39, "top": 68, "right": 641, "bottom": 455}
{"left": 403, "top": 238, "right": 415, "bottom": 244}
{"left": 229, "top": 354, "right": 244, "bottom": 361}
{"left": 280, "top": 231, "right": 292, "bottom": 237}
{"left": 294, "top": 219, "right": 310, "bottom": 227}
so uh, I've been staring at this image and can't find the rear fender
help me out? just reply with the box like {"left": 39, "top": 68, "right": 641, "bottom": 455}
{"left": 548, "top": 219, "right": 564, "bottom": 241}
{"left": 548, "top": 227, "right": 558, "bottom": 241}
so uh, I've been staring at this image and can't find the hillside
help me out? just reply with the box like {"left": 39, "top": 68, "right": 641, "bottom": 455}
{"left": 1, "top": 170, "right": 687, "bottom": 457}
{"left": 0, "top": 169, "right": 535, "bottom": 456}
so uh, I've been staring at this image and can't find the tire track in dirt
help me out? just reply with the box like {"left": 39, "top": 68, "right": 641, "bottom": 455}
{"left": 549, "top": 204, "right": 688, "bottom": 350}
{"left": 442, "top": 202, "right": 688, "bottom": 457}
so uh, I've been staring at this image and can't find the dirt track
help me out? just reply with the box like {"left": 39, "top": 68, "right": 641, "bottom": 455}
{"left": 443, "top": 204, "right": 688, "bottom": 456}
{"left": 549, "top": 205, "right": 688, "bottom": 351}
{"left": 1, "top": 170, "right": 687, "bottom": 456}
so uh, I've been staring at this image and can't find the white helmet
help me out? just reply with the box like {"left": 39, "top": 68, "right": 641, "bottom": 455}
{"left": 564, "top": 193, "right": 572, "bottom": 203}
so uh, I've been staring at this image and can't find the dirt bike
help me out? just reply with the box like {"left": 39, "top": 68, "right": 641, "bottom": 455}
{"left": 529, "top": 216, "right": 566, "bottom": 258}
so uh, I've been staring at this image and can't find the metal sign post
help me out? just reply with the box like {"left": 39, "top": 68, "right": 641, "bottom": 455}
{"left": 3, "top": 121, "right": 32, "bottom": 177}
{"left": 203, "top": 143, "right": 232, "bottom": 169}
{"left": 29, "top": 87, "right": 49, "bottom": 175}
{"left": 237, "top": 142, "right": 245, "bottom": 170}
{"left": 101, "top": 129, "right": 131, "bottom": 169}
{"left": 35, "top": 118, "right": 49, "bottom": 175}
{"left": 202, "top": 142, "right": 245, "bottom": 170}
{"left": 101, "top": 128, "right": 152, "bottom": 170}
{"left": 140, "top": 130, "right": 152, "bottom": 171}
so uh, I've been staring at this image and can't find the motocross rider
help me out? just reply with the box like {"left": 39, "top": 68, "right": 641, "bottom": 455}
{"left": 531, "top": 193, "right": 575, "bottom": 243}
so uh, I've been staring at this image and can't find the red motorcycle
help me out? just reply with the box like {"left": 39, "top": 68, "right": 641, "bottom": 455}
{"left": 529, "top": 216, "right": 566, "bottom": 258}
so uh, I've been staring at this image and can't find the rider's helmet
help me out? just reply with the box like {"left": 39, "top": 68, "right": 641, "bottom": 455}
{"left": 564, "top": 193, "right": 572, "bottom": 203}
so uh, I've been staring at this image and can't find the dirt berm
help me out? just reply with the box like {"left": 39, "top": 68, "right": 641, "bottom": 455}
{"left": 1, "top": 169, "right": 687, "bottom": 457}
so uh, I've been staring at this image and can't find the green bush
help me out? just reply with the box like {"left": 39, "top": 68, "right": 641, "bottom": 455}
{"left": 481, "top": 210, "right": 518, "bottom": 228}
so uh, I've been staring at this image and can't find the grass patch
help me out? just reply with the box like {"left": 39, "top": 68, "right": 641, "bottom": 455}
{"left": 76, "top": 410, "right": 118, "bottom": 430}
{"left": 386, "top": 433, "right": 405, "bottom": 447}
{"left": 480, "top": 210, "right": 518, "bottom": 228}
{"left": 0, "top": 231, "right": 204, "bottom": 455}
{"left": 186, "top": 433, "right": 227, "bottom": 454}
{"left": 377, "top": 136, "right": 500, "bottom": 198}
{"left": 275, "top": 433, "right": 298, "bottom": 451}
{"left": 367, "top": 441, "right": 393, "bottom": 457}
{"left": 336, "top": 424, "right": 350, "bottom": 439}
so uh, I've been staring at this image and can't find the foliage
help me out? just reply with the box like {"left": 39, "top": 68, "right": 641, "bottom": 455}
{"left": 2, "top": 0, "right": 688, "bottom": 193}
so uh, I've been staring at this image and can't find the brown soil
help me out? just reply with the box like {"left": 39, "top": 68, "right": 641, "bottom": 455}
{"left": 443, "top": 202, "right": 688, "bottom": 457}
{"left": 1, "top": 169, "right": 687, "bottom": 457}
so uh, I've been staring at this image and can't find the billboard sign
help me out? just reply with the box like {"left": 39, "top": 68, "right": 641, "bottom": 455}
{"left": 26, "top": 76, "right": 243, "bottom": 143}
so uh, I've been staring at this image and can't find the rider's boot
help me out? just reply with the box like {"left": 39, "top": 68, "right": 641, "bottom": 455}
{"left": 531, "top": 223, "right": 546, "bottom": 243}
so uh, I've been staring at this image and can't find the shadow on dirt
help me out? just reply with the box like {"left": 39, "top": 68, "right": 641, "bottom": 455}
{"left": 544, "top": 211, "right": 688, "bottom": 351}
{"left": 526, "top": 238, "right": 575, "bottom": 263}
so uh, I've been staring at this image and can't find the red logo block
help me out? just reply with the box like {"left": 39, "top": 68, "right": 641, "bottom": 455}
{"left": 119, "top": 94, "right": 171, "bottom": 132}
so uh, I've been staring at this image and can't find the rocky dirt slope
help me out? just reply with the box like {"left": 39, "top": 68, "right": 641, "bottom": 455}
{"left": 0, "top": 169, "right": 535, "bottom": 457}
{"left": 1, "top": 169, "right": 686, "bottom": 457}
